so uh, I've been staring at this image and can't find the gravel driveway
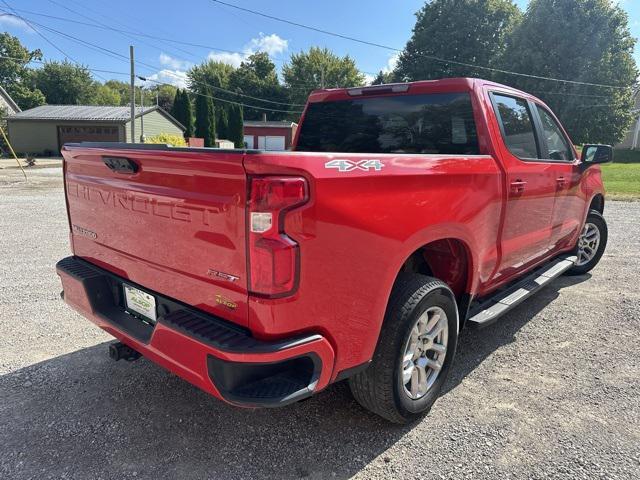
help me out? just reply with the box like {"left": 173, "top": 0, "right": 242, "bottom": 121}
{"left": 1, "top": 168, "right": 638, "bottom": 479}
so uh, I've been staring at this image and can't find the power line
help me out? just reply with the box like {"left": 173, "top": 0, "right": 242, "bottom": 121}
{"left": 142, "top": 77, "right": 303, "bottom": 113}
{"left": 9, "top": 5, "right": 278, "bottom": 60}
{"left": 45, "top": 0, "right": 200, "bottom": 62}
{"left": 3, "top": 9, "right": 307, "bottom": 107}
{"left": 3, "top": 54, "right": 619, "bottom": 112}
{"left": 210, "top": 0, "right": 628, "bottom": 90}
{"left": 5, "top": 5, "right": 375, "bottom": 89}
{"left": 0, "top": 54, "right": 303, "bottom": 114}
{"left": 65, "top": 0, "right": 216, "bottom": 60}
{"left": 10, "top": 5, "right": 306, "bottom": 74}
{"left": 1, "top": 3, "right": 72, "bottom": 62}
{"left": 0, "top": 2, "right": 110, "bottom": 81}
{"left": 38, "top": 3, "right": 233, "bottom": 61}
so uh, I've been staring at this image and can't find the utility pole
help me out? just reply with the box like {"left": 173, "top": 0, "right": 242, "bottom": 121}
{"left": 140, "top": 88, "right": 145, "bottom": 142}
{"left": 129, "top": 45, "right": 135, "bottom": 143}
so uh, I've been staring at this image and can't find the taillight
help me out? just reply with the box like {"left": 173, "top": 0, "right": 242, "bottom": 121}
{"left": 248, "top": 176, "right": 308, "bottom": 297}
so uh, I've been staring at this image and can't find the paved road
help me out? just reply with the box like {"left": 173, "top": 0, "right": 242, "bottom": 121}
{"left": 1, "top": 168, "right": 638, "bottom": 479}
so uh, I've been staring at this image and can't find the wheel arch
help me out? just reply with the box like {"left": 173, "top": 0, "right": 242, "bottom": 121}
{"left": 389, "top": 233, "right": 477, "bottom": 334}
{"left": 396, "top": 238, "right": 474, "bottom": 301}
{"left": 589, "top": 193, "right": 605, "bottom": 214}
{"left": 364, "top": 228, "right": 479, "bottom": 370}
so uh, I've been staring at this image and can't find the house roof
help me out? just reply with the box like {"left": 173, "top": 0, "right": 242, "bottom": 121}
{"left": 243, "top": 120, "right": 298, "bottom": 128}
{"left": 0, "top": 85, "right": 21, "bottom": 113}
{"left": 8, "top": 104, "right": 156, "bottom": 121}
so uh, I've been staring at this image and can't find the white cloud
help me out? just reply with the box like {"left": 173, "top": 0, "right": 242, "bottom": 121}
{"left": 207, "top": 33, "right": 288, "bottom": 67}
{"left": 0, "top": 13, "right": 32, "bottom": 32}
{"left": 141, "top": 54, "right": 192, "bottom": 89}
{"left": 383, "top": 53, "right": 399, "bottom": 74}
{"left": 159, "top": 53, "right": 192, "bottom": 71}
{"left": 144, "top": 69, "right": 188, "bottom": 89}
{"left": 145, "top": 33, "right": 288, "bottom": 88}
{"left": 364, "top": 73, "right": 375, "bottom": 85}
{"left": 207, "top": 51, "right": 245, "bottom": 68}
{"left": 248, "top": 33, "right": 288, "bottom": 56}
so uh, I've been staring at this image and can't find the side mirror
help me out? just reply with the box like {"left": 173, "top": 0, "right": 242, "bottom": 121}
{"left": 581, "top": 144, "right": 613, "bottom": 165}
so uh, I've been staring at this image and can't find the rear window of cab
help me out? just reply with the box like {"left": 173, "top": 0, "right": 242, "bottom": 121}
{"left": 295, "top": 92, "right": 479, "bottom": 155}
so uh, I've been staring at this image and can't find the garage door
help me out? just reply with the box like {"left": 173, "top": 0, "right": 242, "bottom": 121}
{"left": 243, "top": 135, "right": 255, "bottom": 148}
{"left": 265, "top": 136, "right": 286, "bottom": 151}
{"left": 58, "top": 125, "right": 119, "bottom": 148}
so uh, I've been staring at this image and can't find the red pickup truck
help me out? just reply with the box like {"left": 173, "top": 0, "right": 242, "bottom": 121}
{"left": 56, "top": 78, "right": 612, "bottom": 423}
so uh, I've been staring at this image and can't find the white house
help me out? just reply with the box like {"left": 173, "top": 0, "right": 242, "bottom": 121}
{"left": 0, "top": 85, "right": 21, "bottom": 116}
{"left": 617, "top": 88, "right": 640, "bottom": 150}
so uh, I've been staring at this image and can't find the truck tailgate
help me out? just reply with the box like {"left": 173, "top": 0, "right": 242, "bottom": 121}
{"left": 61, "top": 144, "right": 249, "bottom": 327}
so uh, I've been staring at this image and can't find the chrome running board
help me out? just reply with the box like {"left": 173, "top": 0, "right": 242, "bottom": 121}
{"left": 467, "top": 254, "right": 577, "bottom": 329}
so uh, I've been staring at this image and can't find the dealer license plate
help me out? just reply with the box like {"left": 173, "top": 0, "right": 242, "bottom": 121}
{"left": 123, "top": 284, "right": 157, "bottom": 323}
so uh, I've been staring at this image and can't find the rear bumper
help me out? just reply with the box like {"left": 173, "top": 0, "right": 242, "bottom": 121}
{"left": 56, "top": 256, "right": 334, "bottom": 407}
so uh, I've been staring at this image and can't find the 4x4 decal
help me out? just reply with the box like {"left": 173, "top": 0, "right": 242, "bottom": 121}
{"left": 325, "top": 159, "right": 384, "bottom": 172}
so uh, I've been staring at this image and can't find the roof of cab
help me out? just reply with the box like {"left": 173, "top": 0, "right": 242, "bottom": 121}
{"left": 306, "top": 77, "right": 533, "bottom": 104}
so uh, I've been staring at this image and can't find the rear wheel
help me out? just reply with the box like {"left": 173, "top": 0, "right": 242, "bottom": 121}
{"left": 349, "top": 274, "right": 458, "bottom": 423}
{"left": 567, "top": 210, "right": 608, "bottom": 276}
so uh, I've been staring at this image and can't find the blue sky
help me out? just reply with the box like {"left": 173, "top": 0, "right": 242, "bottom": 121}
{"left": 1, "top": 0, "right": 638, "bottom": 87}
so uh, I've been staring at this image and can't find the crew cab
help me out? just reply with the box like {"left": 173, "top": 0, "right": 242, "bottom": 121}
{"left": 56, "top": 78, "right": 612, "bottom": 423}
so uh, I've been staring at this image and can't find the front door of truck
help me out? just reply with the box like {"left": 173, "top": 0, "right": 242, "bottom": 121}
{"left": 530, "top": 103, "right": 585, "bottom": 252}
{"left": 488, "top": 92, "right": 558, "bottom": 285}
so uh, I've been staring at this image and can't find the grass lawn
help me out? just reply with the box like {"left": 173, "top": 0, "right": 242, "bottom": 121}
{"left": 601, "top": 163, "right": 640, "bottom": 200}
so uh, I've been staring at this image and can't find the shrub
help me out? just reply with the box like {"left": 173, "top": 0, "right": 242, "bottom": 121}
{"left": 144, "top": 133, "right": 187, "bottom": 146}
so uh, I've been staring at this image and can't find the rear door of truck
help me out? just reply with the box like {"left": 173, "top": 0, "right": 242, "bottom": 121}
{"left": 61, "top": 143, "right": 249, "bottom": 327}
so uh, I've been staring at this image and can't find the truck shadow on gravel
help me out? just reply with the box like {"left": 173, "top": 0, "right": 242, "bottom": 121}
{"left": 0, "top": 275, "right": 589, "bottom": 480}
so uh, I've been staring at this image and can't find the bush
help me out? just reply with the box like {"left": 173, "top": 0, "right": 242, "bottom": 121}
{"left": 612, "top": 149, "right": 640, "bottom": 164}
{"left": 144, "top": 133, "right": 187, "bottom": 146}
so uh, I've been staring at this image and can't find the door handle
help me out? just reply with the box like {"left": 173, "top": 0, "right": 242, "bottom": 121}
{"left": 102, "top": 156, "right": 139, "bottom": 174}
{"left": 556, "top": 176, "right": 566, "bottom": 187}
{"left": 510, "top": 180, "right": 527, "bottom": 194}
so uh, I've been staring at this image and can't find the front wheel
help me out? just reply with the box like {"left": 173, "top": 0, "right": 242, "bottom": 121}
{"left": 566, "top": 209, "right": 608, "bottom": 276}
{"left": 349, "top": 274, "right": 458, "bottom": 423}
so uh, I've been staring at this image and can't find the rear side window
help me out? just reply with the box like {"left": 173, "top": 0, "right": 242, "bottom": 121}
{"left": 492, "top": 94, "right": 539, "bottom": 159}
{"left": 295, "top": 93, "right": 479, "bottom": 154}
{"left": 535, "top": 105, "right": 574, "bottom": 161}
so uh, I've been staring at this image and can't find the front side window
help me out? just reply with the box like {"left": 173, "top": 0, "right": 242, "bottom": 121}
{"left": 535, "top": 105, "right": 573, "bottom": 161}
{"left": 295, "top": 92, "right": 479, "bottom": 155}
{"left": 492, "top": 94, "right": 539, "bottom": 159}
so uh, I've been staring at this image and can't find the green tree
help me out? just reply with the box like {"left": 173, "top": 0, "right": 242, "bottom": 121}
{"left": 187, "top": 60, "right": 236, "bottom": 133}
{"left": 394, "top": 0, "right": 522, "bottom": 81}
{"left": 32, "top": 61, "right": 98, "bottom": 104}
{"left": 216, "top": 105, "right": 229, "bottom": 140}
{"left": 103, "top": 80, "right": 130, "bottom": 105}
{"left": 0, "top": 32, "right": 45, "bottom": 109}
{"left": 371, "top": 70, "right": 395, "bottom": 85}
{"left": 230, "top": 52, "right": 290, "bottom": 120}
{"left": 282, "top": 47, "right": 366, "bottom": 107}
{"left": 171, "top": 88, "right": 185, "bottom": 124}
{"left": 6, "top": 82, "right": 45, "bottom": 110}
{"left": 170, "top": 89, "right": 194, "bottom": 137}
{"left": 146, "top": 84, "right": 177, "bottom": 111}
{"left": 187, "top": 60, "right": 235, "bottom": 96}
{"left": 394, "top": 0, "right": 521, "bottom": 82}
{"left": 501, "top": 0, "right": 637, "bottom": 145}
{"left": 93, "top": 84, "right": 121, "bottom": 105}
{"left": 227, "top": 103, "right": 244, "bottom": 148}
{"left": 195, "top": 91, "right": 215, "bottom": 146}
{"left": 183, "top": 90, "right": 194, "bottom": 138}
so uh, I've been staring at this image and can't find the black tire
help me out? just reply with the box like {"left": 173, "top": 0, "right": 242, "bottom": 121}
{"left": 566, "top": 209, "right": 608, "bottom": 276}
{"left": 349, "top": 274, "right": 458, "bottom": 423}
